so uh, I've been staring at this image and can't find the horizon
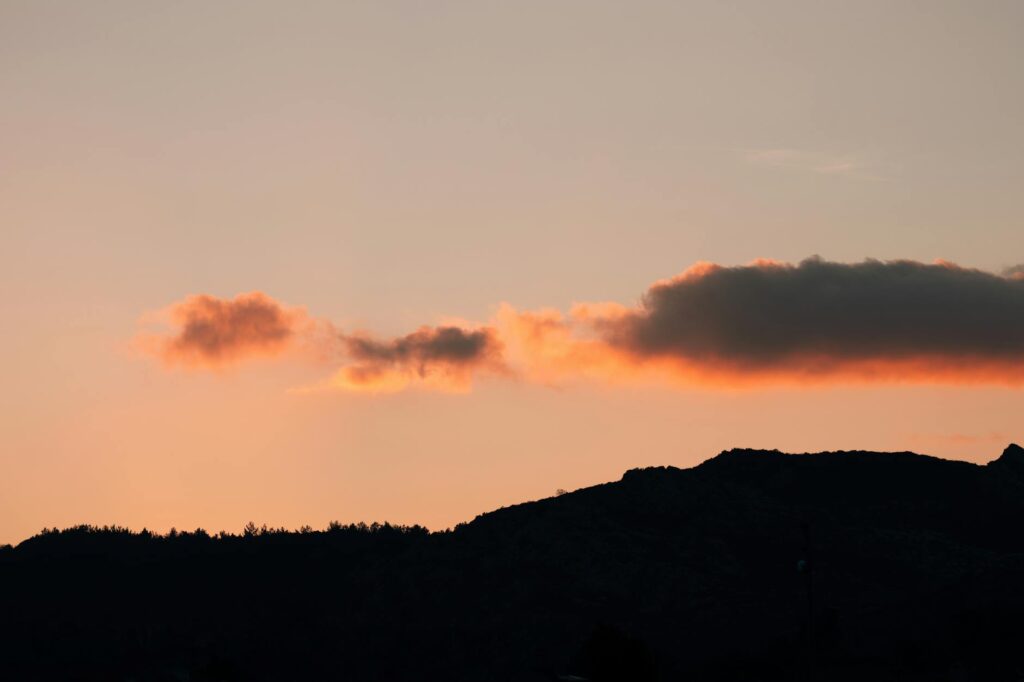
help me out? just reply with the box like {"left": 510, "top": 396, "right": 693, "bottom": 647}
{"left": 4, "top": 441, "right": 1020, "bottom": 547}
{"left": 3, "top": 1, "right": 1024, "bottom": 547}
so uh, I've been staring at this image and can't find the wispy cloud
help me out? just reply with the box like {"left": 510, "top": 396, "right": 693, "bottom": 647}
{"left": 742, "top": 148, "right": 886, "bottom": 180}
{"left": 905, "top": 431, "right": 1012, "bottom": 451}
{"left": 1002, "top": 264, "right": 1024, "bottom": 280}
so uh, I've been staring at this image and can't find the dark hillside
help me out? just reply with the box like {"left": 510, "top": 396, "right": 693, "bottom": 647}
{"left": 2, "top": 446, "right": 1023, "bottom": 681}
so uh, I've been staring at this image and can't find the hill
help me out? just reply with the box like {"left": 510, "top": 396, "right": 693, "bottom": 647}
{"left": 2, "top": 445, "right": 1024, "bottom": 681}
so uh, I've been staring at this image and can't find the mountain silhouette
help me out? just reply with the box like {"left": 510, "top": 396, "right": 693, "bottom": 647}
{"left": 2, "top": 446, "right": 1024, "bottom": 681}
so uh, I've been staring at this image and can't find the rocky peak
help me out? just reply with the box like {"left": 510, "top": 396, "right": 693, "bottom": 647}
{"left": 988, "top": 443, "right": 1024, "bottom": 479}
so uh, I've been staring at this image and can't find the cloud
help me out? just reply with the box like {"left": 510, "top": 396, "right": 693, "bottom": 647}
{"left": 330, "top": 326, "right": 506, "bottom": 393}
{"left": 742, "top": 148, "right": 885, "bottom": 180}
{"left": 138, "top": 294, "right": 504, "bottom": 392}
{"left": 140, "top": 257, "right": 1024, "bottom": 391}
{"left": 556, "top": 257, "right": 1024, "bottom": 385}
{"left": 906, "top": 431, "right": 1011, "bottom": 450}
{"left": 137, "top": 292, "right": 306, "bottom": 368}
{"left": 1002, "top": 264, "right": 1024, "bottom": 280}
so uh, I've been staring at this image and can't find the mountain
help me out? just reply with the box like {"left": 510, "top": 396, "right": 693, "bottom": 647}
{"left": 2, "top": 446, "right": 1024, "bottom": 681}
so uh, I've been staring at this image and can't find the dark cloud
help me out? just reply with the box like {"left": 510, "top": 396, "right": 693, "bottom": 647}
{"left": 345, "top": 326, "right": 499, "bottom": 368}
{"left": 336, "top": 326, "right": 505, "bottom": 390}
{"left": 595, "top": 257, "right": 1024, "bottom": 373}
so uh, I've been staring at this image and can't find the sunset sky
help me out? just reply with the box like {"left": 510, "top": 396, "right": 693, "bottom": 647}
{"left": 3, "top": 1, "right": 1023, "bottom": 545}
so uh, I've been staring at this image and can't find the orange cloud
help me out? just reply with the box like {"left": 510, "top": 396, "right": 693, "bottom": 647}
{"left": 137, "top": 292, "right": 306, "bottom": 368}
{"left": 140, "top": 257, "right": 1024, "bottom": 391}
{"left": 138, "top": 295, "right": 505, "bottom": 392}
{"left": 494, "top": 305, "right": 642, "bottom": 386}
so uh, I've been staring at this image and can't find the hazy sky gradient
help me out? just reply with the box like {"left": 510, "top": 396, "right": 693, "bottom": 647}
{"left": 2, "top": 0, "right": 1023, "bottom": 543}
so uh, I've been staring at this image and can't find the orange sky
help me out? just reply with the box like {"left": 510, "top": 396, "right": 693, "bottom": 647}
{"left": 2, "top": 1, "right": 1024, "bottom": 544}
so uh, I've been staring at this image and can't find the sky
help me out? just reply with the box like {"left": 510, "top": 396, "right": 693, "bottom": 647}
{"left": 2, "top": 0, "right": 1023, "bottom": 544}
